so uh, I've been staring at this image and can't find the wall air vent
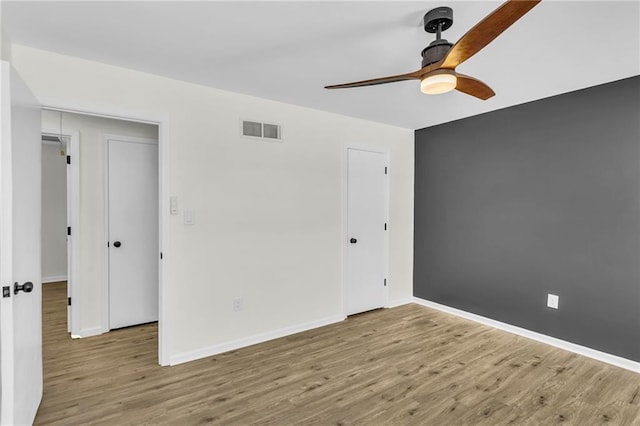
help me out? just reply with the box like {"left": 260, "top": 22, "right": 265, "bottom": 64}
{"left": 242, "top": 120, "right": 262, "bottom": 137}
{"left": 241, "top": 120, "right": 282, "bottom": 141}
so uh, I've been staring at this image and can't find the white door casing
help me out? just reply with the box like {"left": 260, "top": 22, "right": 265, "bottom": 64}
{"left": 107, "top": 136, "right": 159, "bottom": 329}
{"left": 345, "top": 147, "right": 388, "bottom": 316}
{"left": 0, "top": 62, "right": 43, "bottom": 425}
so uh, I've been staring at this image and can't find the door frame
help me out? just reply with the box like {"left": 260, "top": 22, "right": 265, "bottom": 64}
{"left": 102, "top": 134, "right": 159, "bottom": 330}
{"left": 40, "top": 126, "right": 80, "bottom": 336}
{"left": 342, "top": 144, "right": 390, "bottom": 318}
{"left": 39, "top": 98, "right": 170, "bottom": 366}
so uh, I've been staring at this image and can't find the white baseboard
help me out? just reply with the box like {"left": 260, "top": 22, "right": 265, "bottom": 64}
{"left": 413, "top": 297, "right": 640, "bottom": 374}
{"left": 74, "top": 326, "right": 106, "bottom": 338}
{"left": 169, "top": 314, "right": 346, "bottom": 366}
{"left": 42, "top": 275, "right": 68, "bottom": 283}
{"left": 387, "top": 298, "right": 412, "bottom": 308}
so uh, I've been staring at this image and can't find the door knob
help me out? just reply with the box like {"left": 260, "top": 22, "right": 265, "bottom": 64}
{"left": 113, "top": 241, "right": 122, "bottom": 248}
{"left": 350, "top": 238, "right": 357, "bottom": 244}
{"left": 14, "top": 281, "right": 34, "bottom": 295}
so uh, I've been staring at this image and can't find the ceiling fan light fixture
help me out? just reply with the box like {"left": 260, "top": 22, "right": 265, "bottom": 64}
{"left": 420, "top": 70, "right": 457, "bottom": 95}
{"left": 325, "top": 0, "right": 540, "bottom": 100}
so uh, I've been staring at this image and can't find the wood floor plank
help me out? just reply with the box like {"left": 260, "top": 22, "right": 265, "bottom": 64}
{"left": 36, "top": 282, "right": 640, "bottom": 425}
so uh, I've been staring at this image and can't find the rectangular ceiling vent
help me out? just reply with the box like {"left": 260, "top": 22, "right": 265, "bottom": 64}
{"left": 241, "top": 120, "right": 282, "bottom": 142}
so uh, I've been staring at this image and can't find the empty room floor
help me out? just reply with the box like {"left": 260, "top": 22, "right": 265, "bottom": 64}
{"left": 37, "top": 283, "right": 639, "bottom": 425}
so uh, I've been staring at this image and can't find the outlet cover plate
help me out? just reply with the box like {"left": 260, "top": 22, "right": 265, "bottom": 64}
{"left": 547, "top": 293, "right": 559, "bottom": 309}
{"left": 233, "top": 298, "right": 243, "bottom": 312}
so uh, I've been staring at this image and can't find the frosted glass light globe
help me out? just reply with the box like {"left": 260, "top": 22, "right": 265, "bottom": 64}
{"left": 421, "top": 71, "right": 457, "bottom": 95}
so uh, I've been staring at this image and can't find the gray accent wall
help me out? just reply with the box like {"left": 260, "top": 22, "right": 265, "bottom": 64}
{"left": 414, "top": 76, "right": 640, "bottom": 361}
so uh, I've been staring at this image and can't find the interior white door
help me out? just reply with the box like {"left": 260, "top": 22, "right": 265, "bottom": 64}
{"left": 345, "top": 148, "right": 387, "bottom": 315}
{"left": 0, "top": 62, "right": 43, "bottom": 425}
{"left": 107, "top": 137, "right": 158, "bottom": 329}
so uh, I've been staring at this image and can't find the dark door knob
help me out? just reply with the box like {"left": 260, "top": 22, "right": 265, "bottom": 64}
{"left": 350, "top": 238, "right": 357, "bottom": 244}
{"left": 113, "top": 241, "right": 122, "bottom": 248}
{"left": 14, "top": 281, "right": 34, "bottom": 295}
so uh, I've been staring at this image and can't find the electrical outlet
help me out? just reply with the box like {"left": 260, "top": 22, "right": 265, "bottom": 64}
{"left": 547, "top": 294, "right": 559, "bottom": 309}
{"left": 233, "top": 298, "right": 243, "bottom": 312}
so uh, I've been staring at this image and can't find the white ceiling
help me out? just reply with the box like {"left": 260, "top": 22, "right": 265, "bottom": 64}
{"left": 2, "top": 1, "right": 639, "bottom": 129}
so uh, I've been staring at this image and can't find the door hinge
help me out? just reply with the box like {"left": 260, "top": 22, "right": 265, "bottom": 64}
{"left": 384, "top": 166, "right": 388, "bottom": 175}
{"left": 2, "top": 286, "right": 10, "bottom": 298}
{"left": 66, "top": 155, "right": 71, "bottom": 165}
{"left": 384, "top": 223, "right": 387, "bottom": 231}
{"left": 67, "top": 226, "right": 71, "bottom": 236}
{"left": 384, "top": 278, "right": 387, "bottom": 287}
{"left": 68, "top": 297, "right": 71, "bottom": 306}
{"left": 160, "top": 252, "right": 163, "bottom": 260}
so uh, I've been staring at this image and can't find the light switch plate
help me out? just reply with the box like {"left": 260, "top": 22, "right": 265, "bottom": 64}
{"left": 547, "top": 293, "right": 559, "bottom": 309}
{"left": 170, "top": 196, "right": 179, "bottom": 215}
{"left": 184, "top": 210, "right": 195, "bottom": 225}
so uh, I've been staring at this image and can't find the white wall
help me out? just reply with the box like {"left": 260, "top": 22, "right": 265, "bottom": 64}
{"left": 0, "top": 27, "right": 11, "bottom": 62}
{"left": 13, "top": 45, "right": 414, "bottom": 364}
{"left": 42, "top": 110, "right": 158, "bottom": 333}
{"left": 41, "top": 141, "right": 67, "bottom": 281}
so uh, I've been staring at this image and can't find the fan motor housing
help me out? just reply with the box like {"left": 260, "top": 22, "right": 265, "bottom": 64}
{"left": 421, "top": 39, "right": 453, "bottom": 67}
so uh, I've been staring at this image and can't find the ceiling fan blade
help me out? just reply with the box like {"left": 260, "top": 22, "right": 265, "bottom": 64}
{"left": 455, "top": 73, "right": 495, "bottom": 100}
{"left": 325, "top": 70, "right": 421, "bottom": 89}
{"left": 442, "top": 0, "right": 541, "bottom": 69}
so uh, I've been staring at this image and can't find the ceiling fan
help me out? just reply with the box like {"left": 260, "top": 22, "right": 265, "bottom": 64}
{"left": 325, "top": 0, "right": 541, "bottom": 100}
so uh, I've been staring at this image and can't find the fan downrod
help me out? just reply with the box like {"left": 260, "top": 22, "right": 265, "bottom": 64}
{"left": 421, "top": 6, "right": 454, "bottom": 68}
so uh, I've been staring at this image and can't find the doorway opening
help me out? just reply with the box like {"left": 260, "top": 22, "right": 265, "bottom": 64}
{"left": 40, "top": 109, "right": 163, "bottom": 363}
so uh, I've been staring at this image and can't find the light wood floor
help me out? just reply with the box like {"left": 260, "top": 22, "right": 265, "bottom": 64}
{"left": 36, "top": 282, "right": 639, "bottom": 425}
